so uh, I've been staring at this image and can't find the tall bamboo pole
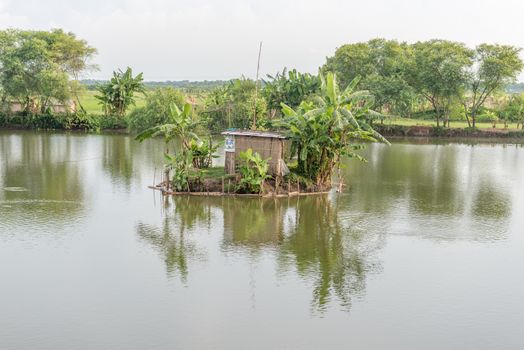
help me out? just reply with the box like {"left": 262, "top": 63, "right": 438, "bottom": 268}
{"left": 252, "top": 41, "right": 263, "bottom": 130}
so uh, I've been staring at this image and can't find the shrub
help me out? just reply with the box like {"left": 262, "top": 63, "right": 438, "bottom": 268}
{"left": 477, "top": 111, "right": 499, "bottom": 127}
{"left": 236, "top": 148, "right": 271, "bottom": 194}
{"left": 127, "top": 87, "right": 186, "bottom": 132}
{"left": 188, "top": 138, "right": 219, "bottom": 169}
{"left": 165, "top": 152, "right": 192, "bottom": 192}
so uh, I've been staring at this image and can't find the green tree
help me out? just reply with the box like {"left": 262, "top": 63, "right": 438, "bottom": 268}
{"left": 0, "top": 29, "right": 96, "bottom": 113}
{"left": 263, "top": 68, "right": 320, "bottom": 115}
{"left": 323, "top": 39, "right": 414, "bottom": 117}
{"left": 405, "top": 40, "right": 473, "bottom": 127}
{"left": 462, "top": 44, "right": 523, "bottom": 128}
{"left": 202, "top": 78, "right": 266, "bottom": 131}
{"left": 501, "top": 94, "right": 524, "bottom": 129}
{"left": 135, "top": 103, "right": 197, "bottom": 151}
{"left": 279, "top": 72, "right": 388, "bottom": 187}
{"left": 95, "top": 67, "right": 145, "bottom": 117}
{"left": 201, "top": 85, "right": 232, "bottom": 131}
{"left": 136, "top": 102, "right": 197, "bottom": 190}
{"left": 127, "top": 87, "right": 186, "bottom": 132}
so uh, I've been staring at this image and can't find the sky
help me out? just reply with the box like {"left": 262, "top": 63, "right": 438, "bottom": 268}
{"left": 1, "top": 0, "right": 523, "bottom": 81}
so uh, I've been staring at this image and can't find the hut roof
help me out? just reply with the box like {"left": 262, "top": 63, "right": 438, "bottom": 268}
{"left": 221, "top": 130, "right": 287, "bottom": 139}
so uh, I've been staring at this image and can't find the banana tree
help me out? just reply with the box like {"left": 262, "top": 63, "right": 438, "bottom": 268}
{"left": 135, "top": 103, "right": 198, "bottom": 152}
{"left": 279, "top": 72, "right": 389, "bottom": 187}
{"left": 95, "top": 67, "right": 145, "bottom": 117}
{"left": 136, "top": 103, "right": 198, "bottom": 190}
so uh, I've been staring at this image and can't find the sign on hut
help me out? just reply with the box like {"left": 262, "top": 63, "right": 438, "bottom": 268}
{"left": 221, "top": 130, "right": 289, "bottom": 176}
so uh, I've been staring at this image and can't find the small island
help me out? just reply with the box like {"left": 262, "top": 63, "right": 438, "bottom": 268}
{"left": 137, "top": 73, "right": 389, "bottom": 197}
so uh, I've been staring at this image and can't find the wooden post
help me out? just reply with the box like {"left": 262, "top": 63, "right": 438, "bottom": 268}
{"left": 252, "top": 41, "right": 263, "bottom": 130}
{"left": 225, "top": 151, "right": 236, "bottom": 175}
{"left": 208, "top": 138, "right": 213, "bottom": 167}
{"left": 337, "top": 166, "right": 343, "bottom": 193}
{"left": 222, "top": 177, "right": 225, "bottom": 194}
{"left": 153, "top": 168, "right": 156, "bottom": 187}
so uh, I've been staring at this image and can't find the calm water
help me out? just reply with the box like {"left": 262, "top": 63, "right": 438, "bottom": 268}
{"left": 1, "top": 131, "right": 523, "bottom": 350}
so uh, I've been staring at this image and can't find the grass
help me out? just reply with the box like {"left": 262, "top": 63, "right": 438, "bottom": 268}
{"left": 190, "top": 166, "right": 229, "bottom": 179}
{"left": 74, "top": 91, "right": 524, "bottom": 132}
{"left": 388, "top": 117, "right": 523, "bottom": 130}
{"left": 77, "top": 90, "right": 147, "bottom": 115}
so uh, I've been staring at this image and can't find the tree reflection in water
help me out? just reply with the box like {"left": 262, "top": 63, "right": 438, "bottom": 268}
{"left": 136, "top": 196, "right": 211, "bottom": 283}
{"left": 138, "top": 193, "right": 384, "bottom": 313}
{"left": 277, "top": 195, "right": 384, "bottom": 313}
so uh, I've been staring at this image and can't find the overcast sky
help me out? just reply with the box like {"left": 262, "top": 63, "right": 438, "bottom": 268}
{"left": 1, "top": 0, "right": 523, "bottom": 81}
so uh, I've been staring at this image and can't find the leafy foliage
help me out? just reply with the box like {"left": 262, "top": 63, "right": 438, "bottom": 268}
{"left": 135, "top": 103, "right": 197, "bottom": 149}
{"left": 499, "top": 94, "right": 524, "bottom": 128}
{"left": 236, "top": 148, "right": 271, "bottom": 194}
{"left": 0, "top": 29, "right": 96, "bottom": 113}
{"left": 323, "top": 39, "right": 415, "bottom": 117}
{"left": 202, "top": 78, "right": 266, "bottom": 131}
{"left": 135, "top": 102, "right": 219, "bottom": 189}
{"left": 278, "top": 72, "right": 389, "bottom": 187}
{"left": 164, "top": 152, "right": 192, "bottom": 192}
{"left": 95, "top": 67, "right": 145, "bottom": 117}
{"left": 188, "top": 138, "right": 219, "bottom": 168}
{"left": 462, "top": 44, "right": 524, "bottom": 127}
{"left": 263, "top": 68, "right": 321, "bottom": 114}
{"left": 127, "top": 87, "right": 186, "bottom": 132}
{"left": 405, "top": 40, "right": 473, "bottom": 127}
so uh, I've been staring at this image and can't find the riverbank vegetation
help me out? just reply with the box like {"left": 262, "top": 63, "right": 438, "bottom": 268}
{"left": 2, "top": 30, "right": 524, "bottom": 134}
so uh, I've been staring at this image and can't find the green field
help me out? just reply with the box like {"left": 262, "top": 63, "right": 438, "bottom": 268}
{"left": 78, "top": 90, "right": 147, "bottom": 115}
{"left": 77, "top": 90, "right": 523, "bottom": 132}
{"left": 388, "top": 117, "right": 523, "bottom": 130}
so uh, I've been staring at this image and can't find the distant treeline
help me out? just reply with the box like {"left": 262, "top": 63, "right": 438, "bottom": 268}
{"left": 507, "top": 83, "right": 524, "bottom": 93}
{"left": 80, "top": 79, "right": 229, "bottom": 91}
{"left": 2, "top": 29, "right": 524, "bottom": 133}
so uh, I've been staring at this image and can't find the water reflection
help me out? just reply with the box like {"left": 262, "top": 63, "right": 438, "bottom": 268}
{"left": 136, "top": 196, "right": 212, "bottom": 283}
{"left": 101, "top": 135, "right": 135, "bottom": 188}
{"left": 222, "top": 198, "right": 286, "bottom": 248}
{"left": 139, "top": 194, "right": 384, "bottom": 313}
{"left": 0, "top": 132, "right": 85, "bottom": 233}
{"left": 277, "top": 195, "right": 383, "bottom": 313}
{"left": 344, "top": 143, "right": 514, "bottom": 241}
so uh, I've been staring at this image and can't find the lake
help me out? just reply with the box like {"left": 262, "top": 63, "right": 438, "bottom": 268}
{"left": 1, "top": 131, "right": 523, "bottom": 350}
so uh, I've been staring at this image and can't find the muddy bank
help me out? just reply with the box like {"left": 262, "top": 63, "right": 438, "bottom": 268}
{"left": 150, "top": 177, "right": 334, "bottom": 198}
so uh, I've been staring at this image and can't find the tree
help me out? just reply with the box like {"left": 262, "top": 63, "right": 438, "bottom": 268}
{"left": 501, "top": 94, "right": 524, "bottom": 129}
{"left": 0, "top": 29, "right": 96, "bottom": 113}
{"left": 279, "top": 72, "right": 388, "bottom": 188}
{"left": 262, "top": 68, "right": 320, "bottom": 115}
{"left": 135, "top": 103, "right": 197, "bottom": 151}
{"left": 201, "top": 85, "right": 232, "bottom": 131}
{"left": 127, "top": 87, "right": 186, "bottom": 132}
{"left": 462, "top": 44, "right": 523, "bottom": 128}
{"left": 136, "top": 103, "right": 197, "bottom": 190}
{"left": 323, "top": 39, "right": 415, "bottom": 117}
{"left": 405, "top": 40, "right": 473, "bottom": 127}
{"left": 95, "top": 67, "right": 145, "bottom": 117}
{"left": 202, "top": 78, "right": 266, "bottom": 131}
{"left": 34, "top": 29, "right": 97, "bottom": 112}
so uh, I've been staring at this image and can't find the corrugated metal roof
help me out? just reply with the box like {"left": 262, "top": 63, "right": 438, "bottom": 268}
{"left": 221, "top": 130, "right": 288, "bottom": 139}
